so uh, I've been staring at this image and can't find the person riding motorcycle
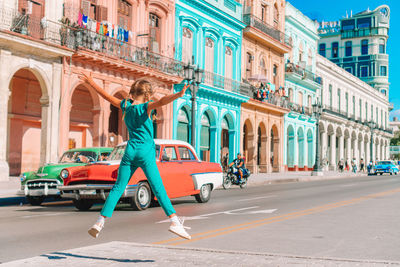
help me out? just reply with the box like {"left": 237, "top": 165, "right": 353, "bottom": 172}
{"left": 229, "top": 153, "right": 245, "bottom": 183}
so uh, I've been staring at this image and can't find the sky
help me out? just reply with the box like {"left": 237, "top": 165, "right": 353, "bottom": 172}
{"left": 286, "top": 0, "right": 397, "bottom": 120}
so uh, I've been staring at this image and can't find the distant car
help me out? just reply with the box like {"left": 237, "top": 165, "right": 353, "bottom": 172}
{"left": 374, "top": 161, "right": 399, "bottom": 176}
{"left": 58, "top": 139, "right": 223, "bottom": 211}
{"left": 19, "top": 147, "right": 112, "bottom": 205}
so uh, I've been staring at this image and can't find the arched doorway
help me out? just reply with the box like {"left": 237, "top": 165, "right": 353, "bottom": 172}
{"left": 7, "top": 69, "right": 45, "bottom": 175}
{"left": 108, "top": 92, "right": 127, "bottom": 146}
{"left": 200, "top": 111, "right": 216, "bottom": 162}
{"left": 177, "top": 106, "right": 190, "bottom": 143}
{"left": 69, "top": 84, "right": 98, "bottom": 149}
{"left": 307, "top": 129, "right": 313, "bottom": 169}
{"left": 257, "top": 122, "right": 267, "bottom": 172}
{"left": 221, "top": 114, "right": 235, "bottom": 163}
{"left": 271, "top": 124, "right": 279, "bottom": 172}
{"left": 243, "top": 119, "right": 254, "bottom": 171}
{"left": 287, "top": 125, "right": 295, "bottom": 169}
{"left": 297, "top": 127, "right": 305, "bottom": 169}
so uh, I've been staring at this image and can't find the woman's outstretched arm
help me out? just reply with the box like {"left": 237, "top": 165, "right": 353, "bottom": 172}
{"left": 79, "top": 72, "right": 121, "bottom": 108}
{"left": 148, "top": 83, "right": 191, "bottom": 114}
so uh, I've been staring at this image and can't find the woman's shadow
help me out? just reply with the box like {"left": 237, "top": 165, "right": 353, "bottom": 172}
{"left": 41, "top": 252, "right": 155, "bottom": 263}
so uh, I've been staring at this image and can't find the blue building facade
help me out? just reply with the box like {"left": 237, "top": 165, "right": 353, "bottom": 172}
{"left": 283, "top": 3, "right": 321, "bottom": 171}
{"left": 173, "top": 0, "right": 248, "bottom": 163}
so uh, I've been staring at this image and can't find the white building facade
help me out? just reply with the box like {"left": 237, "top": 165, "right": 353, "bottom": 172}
{"left": 317, "top": 54, "right": 392, "bottom": 170}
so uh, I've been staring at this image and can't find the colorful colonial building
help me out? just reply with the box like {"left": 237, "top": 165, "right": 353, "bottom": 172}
{"left": 173, "top": 0, "right": 248, "bottom": 163}
{"left": 240, "top": 0, "right": 291, "bottom": 173}
{"left": 283, "top": 2, "right": 321, "bottom": 171}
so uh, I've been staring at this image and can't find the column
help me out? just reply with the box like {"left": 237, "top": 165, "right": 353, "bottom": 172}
{"left": 39, "top": 96, "right": 50, "bottom": 166}
{"left": 49, "top": 63, "right": 62, "bottom": 162}
{"left": 0, "top": 50, "right": 11, "bottom": 181}
{"left": 360, "top": 139, "right": 365, "bottom": 162}
{"left": 329, "top": 134, "right": 336, "bottom": 170}
{"left": 339, "top": 135, "right": 344, "bottom": 160}
{"left": 346, "top": 137, "right": 351, "bottom": 163}
{"left": 321, "top": 131, "right": 327, "bottom": 168}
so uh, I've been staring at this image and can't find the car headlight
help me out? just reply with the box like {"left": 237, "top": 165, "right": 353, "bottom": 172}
{"left": 20, "top": 173, "right": 27, "bottom": 182}
{"left": 60, "top": 169, "right": 69, "bottom": 179}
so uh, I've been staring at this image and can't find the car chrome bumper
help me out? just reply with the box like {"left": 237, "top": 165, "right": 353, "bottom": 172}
{"left": 20, "top": 185, "right": 60, "bottom": 196}
{"left": 58, "top": 184, "right": 138, "bottom": 200}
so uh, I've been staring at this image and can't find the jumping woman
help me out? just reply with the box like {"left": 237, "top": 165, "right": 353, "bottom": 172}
{"left": 79, "top": 73, "right": 191, "bottom": 240}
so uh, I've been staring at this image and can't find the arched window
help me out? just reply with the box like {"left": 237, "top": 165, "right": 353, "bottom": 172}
{"left": 246, "top": 52, "right": 253, "bottom": 79}
{"left": 308, "top": 95, "right": 312, "bottom": 110}
{"left": 205, "top": 37, "right": 215, "bottom": 72}
{"left": 260, "top": 57, "right": 267, "bottom": 77}
{"left": 289, "top": 88, "right": 293, "bottom": 102}
{"left": 149, "top": 13, "right": 161, "bottom": 53}
{"left": 379, "top": 39, "right": 386, "bottom": 54}
{"left": 182, "top": 27, "right": 193, "bottom": 64}
{"left": 299, "top": 43, "right": 304, "bottom": 62}
{"left": 224, "top": 46, "right": 233, "bottom": 79}
{"left": 298, "top": 91, "right": 303, "bottom": 106}
{"left": 273, "top": 64, "right": 278, "bottom": 86}
{"left": 361, "top": 39, "right": 368, "bottom": 55}
{"left": 308, "top": 48, "right": 312, "bottom": 67}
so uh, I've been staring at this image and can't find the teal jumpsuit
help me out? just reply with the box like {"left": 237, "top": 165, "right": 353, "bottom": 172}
{"left": 101, "top": 99, "right": 176, "bottom": 217}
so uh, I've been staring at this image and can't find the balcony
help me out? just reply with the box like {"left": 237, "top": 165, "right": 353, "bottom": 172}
{"left": 288, "top": 102, "right": 313, "bottom": 116}
{"left": 341, "top": 27, "right": 388, "bottom": 39}
{"left": 203, "top": 70, "right": 241, "bottom": 94}
{"left": 0, "top": 8, "right": 75, "bottom": 58}
{"left": 73, "top": 26, "right": 184, "bottom": 79}
{"left": 285, "top": 63, "right": 322, "bottom": 90}
{"left": 242, "top": 14, "right": 291, "bottom": 54}
{"left": 240, "top": 83, "right": 290, "bottom": 110}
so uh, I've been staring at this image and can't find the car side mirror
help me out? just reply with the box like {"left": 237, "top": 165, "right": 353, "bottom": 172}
{"left": 162, "top": 154, "right": 170, "bottom": 161}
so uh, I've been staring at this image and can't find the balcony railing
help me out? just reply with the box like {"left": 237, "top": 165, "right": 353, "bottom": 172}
{"left": 285, "top": 63, "right": 322, "bottom": 85}
{"left": 243, "top": 14, "right": 292, "bottom": 47}
{"left": 240, "top": 83, "right": 290, "bottom": 109}
{"left": 74, "top": 26, "right": 184, "bottom": 77}
{"left": 0, "top": 7, "right": 185, "bottom": 77}
{"left": 288, "top": 102, "right": 312, "bottom": 116}
{"left": 203, "top": 70, "right": 241, "bottom": 94}
{"left": 0, "top": 8, "right": 76, "bottom": 49}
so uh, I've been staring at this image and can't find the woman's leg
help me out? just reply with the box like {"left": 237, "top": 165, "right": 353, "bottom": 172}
{"left": 101, "top": 163, "right": 138, "bottom": 218}
{"left": 140, "top": 158, "right": 176, "bottom": 216}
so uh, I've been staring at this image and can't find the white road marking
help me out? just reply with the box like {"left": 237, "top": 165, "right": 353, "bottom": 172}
{"left": 238, "top": 195, "right": 276, "bottom": 202}
{"left": 156, "top": 206, "right": 260, "bottom": 223}
{"left": 21, "top": 212, "right": 71, "bottom": 219}
{"left": 340, "top": 183, "right": 358, "bottom": 187}
{"left": 244, "top": 209, "right": 277, "bottom": 214}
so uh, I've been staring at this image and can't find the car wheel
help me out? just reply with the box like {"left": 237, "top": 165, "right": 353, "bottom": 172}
{"left": 27, "top": 196, "right": 45, "bottom": 206}
{"left": 130, "top": 182, "right": 152, "bottom": 211}
{"left": 73, "top": 199, "right": 93, "bottom": 211}
{"left": 222, "top": 175, "right": 232, "bottom": 190}
{"left": 195, "top": 184, "right": 211, "bottom": 203}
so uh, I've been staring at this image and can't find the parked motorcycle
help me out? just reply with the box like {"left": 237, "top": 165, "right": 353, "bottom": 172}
{"left": 223, "top": 166, "right": 251, "bottom": 189}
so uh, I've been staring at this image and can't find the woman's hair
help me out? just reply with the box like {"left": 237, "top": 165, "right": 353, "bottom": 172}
{"left": 129, "top": 79, "right": 153, "bottom": 102}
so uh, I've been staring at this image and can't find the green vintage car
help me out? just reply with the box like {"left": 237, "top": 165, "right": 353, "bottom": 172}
{"left": 19, "top": 147, "right": 113, "bottom": 205}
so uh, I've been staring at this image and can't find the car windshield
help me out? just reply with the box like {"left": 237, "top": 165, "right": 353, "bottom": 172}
{"left": 59, "top": 151, "right": 98, "bottom": 163}
{"left": 377, "top": 161, "right": 392, "bottom": 165}
{"left": 108, "top": 144, "right": 161, "bottom": 161}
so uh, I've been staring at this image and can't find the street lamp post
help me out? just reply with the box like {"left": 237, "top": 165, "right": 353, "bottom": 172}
{"left": 312, "top": 102, "right": 323, "bottom": 176}
{"left": 183, "top": 60, "right": 204, "bottom": 148}
{"left": 368, "top": 121, "right": 376, "bottom": 164}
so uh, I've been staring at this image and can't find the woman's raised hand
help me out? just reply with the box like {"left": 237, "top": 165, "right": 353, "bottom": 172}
{"left": 178, "top": 82, "right": 191, "bottom": 97}
{"left": 78, "top": 72, "right": 95, "bottom": 87}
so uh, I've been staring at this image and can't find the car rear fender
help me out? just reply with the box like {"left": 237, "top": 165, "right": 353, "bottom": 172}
{"left": 191, "top": 172, "right": 223, "bottom": 190}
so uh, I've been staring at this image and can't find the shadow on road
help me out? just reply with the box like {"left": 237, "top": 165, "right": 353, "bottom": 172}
{"left": 41, "top": 252, "right": 155, "bottom": 263}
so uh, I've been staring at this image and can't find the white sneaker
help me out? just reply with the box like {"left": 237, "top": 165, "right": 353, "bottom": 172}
{"left": 169, "top": 217, "right": 191, "bottom": 240}
{"left": 88, "top": 221, "right": 104, "bottom": 238}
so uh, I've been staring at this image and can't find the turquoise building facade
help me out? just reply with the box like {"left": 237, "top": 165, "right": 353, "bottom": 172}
{"left": 283, "top": 3, "right": 321, "bottom": 171}
{"left": 173, "top": 0, "right": 248, "bottom": 163}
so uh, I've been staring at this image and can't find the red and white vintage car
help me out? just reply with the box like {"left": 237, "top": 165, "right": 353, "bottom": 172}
{"left": 58, "top": 140, "right": 223, "bottom": 211}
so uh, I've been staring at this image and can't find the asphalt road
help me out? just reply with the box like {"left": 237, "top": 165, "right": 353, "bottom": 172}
{"left": 1, "top": 174, "right": 400, "bottom": 264}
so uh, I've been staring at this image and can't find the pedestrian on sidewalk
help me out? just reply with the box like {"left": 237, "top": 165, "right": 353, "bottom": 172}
{"left": 338, "top": 159, "right": 344, "bottom": 173}
{"left": 351, "top": 158, "right": 357, "bottom": 173}
{"left": 79, "top": 73, "right": 191, "bottom": 240}
{"left": 359, "top": 158, "right": 364, "bottom": 172}
{"left": 345, "top": 159, "right": 349, "bottom": 171}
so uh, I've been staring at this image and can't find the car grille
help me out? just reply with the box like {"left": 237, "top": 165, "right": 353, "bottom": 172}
{"left": 27, "top": 181, "right": 58, "bottom": 189}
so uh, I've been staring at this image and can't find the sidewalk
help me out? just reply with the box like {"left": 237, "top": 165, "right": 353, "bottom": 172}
{"left": 0, "top": 171, "right": 368, "bottom": 205}
{"left": 3, "top": 241, "right": 398, "bottom": 266}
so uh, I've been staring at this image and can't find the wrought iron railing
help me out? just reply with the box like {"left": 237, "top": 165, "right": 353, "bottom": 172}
{"left": 288, "top": 102, "right": 312, "bottom": 116}
{"left": 285, "top": 63, "right": 322, "bottom": 85}
{"left": 203, "top": 70, "right": 241, "bottom": 93}
{"left": 243, "top": 14, "right": 292, "bottom": 47}
{"left": 0, "top": 7, "right": 185, "bottom": 77}
{"left": 240, "top": 83, "right": 290, "bottom": 109}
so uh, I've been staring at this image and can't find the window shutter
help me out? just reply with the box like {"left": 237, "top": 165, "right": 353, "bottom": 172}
{"left": 101, "top": 6, "right": 108, "bottom": 21}
{"left": 96, "top": 6, "right": 108, "bottom": 21}
{"left": 18, "top": 0, "right": 29, "bottom": 13}
{"left": 81, "top": 0, "right": 90, "bottom": 16}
